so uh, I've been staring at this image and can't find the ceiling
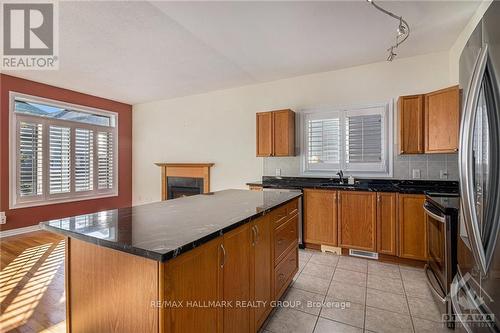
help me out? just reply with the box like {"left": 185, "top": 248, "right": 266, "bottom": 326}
{"left": 4, "top": 1, "right": 481, "bottom": 105}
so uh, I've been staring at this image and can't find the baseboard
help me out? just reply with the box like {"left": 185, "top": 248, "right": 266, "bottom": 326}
{"left": 0, "top": 224, "right": 41, "bottom": 238}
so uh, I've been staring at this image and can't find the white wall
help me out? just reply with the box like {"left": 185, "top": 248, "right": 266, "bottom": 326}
{"left": 133, "top": 51, "right": 452, "bottom": 205}
{"left": 449, "top": 0, "right": 493, "bottom": 84}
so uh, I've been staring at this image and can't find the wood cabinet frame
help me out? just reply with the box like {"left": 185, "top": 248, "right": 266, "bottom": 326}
{"left": 398, "top": 194, "right": 428, "bottom": 261}
{"left": 398, "top": 94, "right": 424, "bottom": 154}
{"left": 256, "top": 109, "right": 295, "bottom": 157}
{"left": 338, "top": 191, "right": 377, "bottom": 252}
{"left": 376, "top": 192, "right": 398, "bottom": 256}
{"left": 424, "top": 85, "right": 460, "bottom": 153}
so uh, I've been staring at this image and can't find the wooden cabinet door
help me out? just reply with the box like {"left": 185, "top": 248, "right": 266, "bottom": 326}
{"left": 256, "top": 112, "right": 273, "bottom": 156}
{"left": 398, "top": 95, "right": 424, "bottom": 154}
{"left": 273, "top": 110, "right": 295, "bottom": 156}
{"left": 223, "top": 224, "right": 251, "bottom": 333}
{"left": 376, "top": 192, "right": 398, "bottom": 256}
{"left": 425, "top": 85, "right": 460, "bottom": 153}
{"left": 251, "top": 215, "right": 272, "bottom": 330}
{"left": 338, "top": 191, "right": 377, "bottom": 251}
{"left": 163, "top": 237, "right": 223, "bottom": 333}
{"left": 304, "top": 189, "right": 337, "bottom": 246}
{"left": 398, "top": 194, "right": 427, "bottom": 260}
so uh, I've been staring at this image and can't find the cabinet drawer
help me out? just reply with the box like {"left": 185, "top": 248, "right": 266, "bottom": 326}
{"left": 270, "top": 199, "right": 299, "bottom": 227}
{"left": 274, "top": 215, "right": 298, "bottom": 263}
{"left": 274, "top": 247, "right": 298, "bottom": 299}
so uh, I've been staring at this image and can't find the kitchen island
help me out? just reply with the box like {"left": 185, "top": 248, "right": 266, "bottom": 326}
{"left": 41, "top": 189, "right": 301, "bottom": 333}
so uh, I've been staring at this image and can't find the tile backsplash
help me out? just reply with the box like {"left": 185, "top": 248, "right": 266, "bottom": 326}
{"left": 263, "top": 145, "right": 459, "bottom": 181}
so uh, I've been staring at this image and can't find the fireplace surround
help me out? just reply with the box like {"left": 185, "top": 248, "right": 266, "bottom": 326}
{"left": 155, "top": 163, "right": 214, "bottom": 200}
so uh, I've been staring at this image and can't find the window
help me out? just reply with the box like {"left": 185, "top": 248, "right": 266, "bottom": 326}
{"left": 302, "top": 104, "right": 391, "bottom": 176}
{"left": 9, "top": 92, "right": 118, "bottom": 209}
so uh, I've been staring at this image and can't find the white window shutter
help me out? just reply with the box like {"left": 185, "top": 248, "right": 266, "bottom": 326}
{"left": 75, "top": 128, "right": 94, "bottom": 192}
{"left": 97, "top": 131, "right": 114, "bottom": 190}
{"left": 345, "top": 114, "right": 382, "bottom": 164}
{"left": 18, "top": 121, "right": 43, "bottom": 197}
{"left": 308, "top": 118, "right": 341, "bottom": 164}
{"left": 49, "top": 126, "right": 71, "bottom": 194}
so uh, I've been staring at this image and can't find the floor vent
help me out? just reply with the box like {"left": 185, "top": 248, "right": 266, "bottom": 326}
{"left": 349, "top": 249, "right": 378, "bottom": 260}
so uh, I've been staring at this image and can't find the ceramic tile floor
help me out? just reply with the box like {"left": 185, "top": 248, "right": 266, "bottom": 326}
{"left": 262, "top": 249, "right": 454, "bottom": 333}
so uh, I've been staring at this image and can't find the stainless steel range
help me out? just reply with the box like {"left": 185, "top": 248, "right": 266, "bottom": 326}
{"left": 424, "top": 194, "right": 460, "bottom": 328}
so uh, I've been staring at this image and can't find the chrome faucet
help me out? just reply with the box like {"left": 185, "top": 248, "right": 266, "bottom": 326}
{"left": 336, "top": 170, "right": 344, "bottom": 184}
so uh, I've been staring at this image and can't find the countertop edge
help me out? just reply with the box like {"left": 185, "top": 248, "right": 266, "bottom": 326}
{"left": 40, "top": 194, "right": 302, "bottom": 263}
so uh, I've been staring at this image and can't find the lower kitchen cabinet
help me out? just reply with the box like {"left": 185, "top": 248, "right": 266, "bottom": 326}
{"left": 304, "top": 189, "right": 338, "bottom": 246}
{"left": 398, "top": 194, "right": 427, "bottom": 260}
{"left": 376, "top": 192, "right": 398, "bottom": 256}
{"left": 223, "top": 224, "right": 252, "bottom": 333}
{"left": 251, "top": 215, "right": 272, "bottom": 330}
{"left": 161, "top": 198, "right": 299, "bottom": 333}
{"left": 163, "top": 237, "right": 224, "bottom": 333}
{"left": 338, "top": 191, "right": 377, "bottom": 251}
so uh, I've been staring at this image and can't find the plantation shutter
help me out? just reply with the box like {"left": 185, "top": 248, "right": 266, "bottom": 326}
{"left": 345, "top": 114, "right": 382, "bottom": 163}
{"left": 49, "top": 126, "right": 71, "bottom": 194}
{"left": 306, "top": 113, "right": 341, "bottom": 171}
{"left": 75, "top": 128, "right": 94, "bottom": 192}
{"left": 97, "top": 131, "right": 114, "bottom": 190}
{"left": 18, "top": 121, "right": 43, "bottom": 197}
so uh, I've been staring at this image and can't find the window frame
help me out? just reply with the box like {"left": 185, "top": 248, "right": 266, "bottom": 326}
{"left": 300, "top": 102, "right": 393, "bottom": 178}
{"left": 9, "top": 92, "right": 119, "bottom": 209}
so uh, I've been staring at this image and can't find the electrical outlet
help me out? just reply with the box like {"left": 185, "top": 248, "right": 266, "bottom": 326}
{"left": 440, "top": 170, "right": 449, "bottom": 179}
{"left": 275, "top": 168, "right": 281, "bottom": 176}
{"left": 0, "top": 212, "right": 6, "bottom": 225}
{"left": 412, "top": 169, "right": 421, "bottom": 179}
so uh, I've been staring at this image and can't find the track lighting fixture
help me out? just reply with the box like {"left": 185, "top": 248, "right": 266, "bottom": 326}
{"left": 366, "top": 0, "right": 410, "bottom": 62}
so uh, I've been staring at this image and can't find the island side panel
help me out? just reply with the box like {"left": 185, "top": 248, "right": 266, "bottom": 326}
{"left": 67, "top": 238, "right": 159, "bottom": 333}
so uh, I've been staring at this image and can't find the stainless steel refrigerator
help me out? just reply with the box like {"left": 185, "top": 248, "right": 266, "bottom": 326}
{"left": 453, "top": 1, "right": 500, "bottom": 332}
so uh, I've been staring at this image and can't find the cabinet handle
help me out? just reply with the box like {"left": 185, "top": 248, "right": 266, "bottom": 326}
{"left": 252, "top": 226, "right": 257, "bottom": 246}
{"left": 220, "top": 244, "right": 226, "bottom": 268}
{"left": 255, "top": 225, "right": 260, "bottom": 243}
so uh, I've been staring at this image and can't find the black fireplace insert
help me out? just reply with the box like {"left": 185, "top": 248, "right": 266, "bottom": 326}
{"left": 167, "top": 177, "right": 204, "bottom": 199}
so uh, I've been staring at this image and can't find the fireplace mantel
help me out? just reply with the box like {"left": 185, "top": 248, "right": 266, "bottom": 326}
{"left": 155, "top": 163, "right": 214, "bottom": 200}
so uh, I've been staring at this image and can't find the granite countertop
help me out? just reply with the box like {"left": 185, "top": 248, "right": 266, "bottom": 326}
{"left": 40, "top": 189, "right": 301, "bottom": 262}
{"left": 246, "top": 176, "right": 459, "bottom": 195}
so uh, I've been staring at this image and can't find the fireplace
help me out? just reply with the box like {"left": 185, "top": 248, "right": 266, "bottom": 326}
{"left": 155, "top": 163, "right": 214, "bottom": 200}
{"left": 167, "top": 177, "right": 204, "bottom": 199}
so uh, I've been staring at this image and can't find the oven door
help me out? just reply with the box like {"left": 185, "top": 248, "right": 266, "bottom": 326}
{"left": 424, "top": 201, "right": 448, "bottom": 297}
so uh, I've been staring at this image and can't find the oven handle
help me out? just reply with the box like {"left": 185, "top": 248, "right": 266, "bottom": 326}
{"left": 424, "top": 264, "right": 446, "bottom": 304}
{"left": 423, "top": 203, "right": 446, "bottom": 223}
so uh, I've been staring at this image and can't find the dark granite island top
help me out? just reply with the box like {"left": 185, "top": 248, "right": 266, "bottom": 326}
{"left": 41, "top": 189, "right": 301, "bottom": 262}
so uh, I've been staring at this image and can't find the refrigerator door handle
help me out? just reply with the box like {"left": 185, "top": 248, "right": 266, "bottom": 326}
{"left": 459, "top": 44, "right": 490, "bottom": 275}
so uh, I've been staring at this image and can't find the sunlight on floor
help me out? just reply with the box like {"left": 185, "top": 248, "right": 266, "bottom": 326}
{"left": 1, "top": 240, "right": 66, "bottom": 332}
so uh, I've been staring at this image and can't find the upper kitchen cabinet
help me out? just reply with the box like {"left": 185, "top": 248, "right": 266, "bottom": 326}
{"left": 256, "top": 109, "right": 295, "bottom": 157}
{"left": 398, "top": 94, "right": 424, "bottom": 154}
{"left": 398, "top": 85, "right": 460, "bottom": 155}
{"left": 424, "top": 85, "right": 460, "bottom": 153}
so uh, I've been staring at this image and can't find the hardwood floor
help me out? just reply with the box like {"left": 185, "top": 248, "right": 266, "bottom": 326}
{"left": 1, "top": 231, "right": 66, "bottom": 333}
